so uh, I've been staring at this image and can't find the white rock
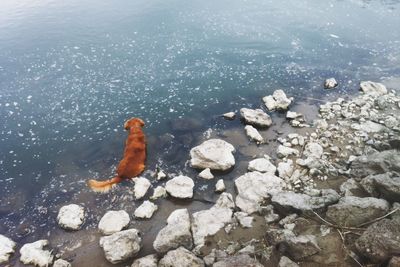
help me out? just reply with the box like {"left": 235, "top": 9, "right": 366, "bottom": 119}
{"left": 99, "top": 229, "right": 141, "bottom": 264}
{"left": 215, "top": 179, "right": 226, "bottom": 192}
{"left": 133, "top": 177, "right": 151, "bottom": 199}
{"left": 234, "top": 212, "right": 253, "bottom": 228}
{"left": 286, "top": 111, "right": 302, "bottom": 119}
{"left": 150, "top": 186, "right": 167, "bottom": 200}
{"left": 156, "top": 170, "right": 167, "bottom": 180}
{"left": 153, "top": 209, "right": 193, "bottom": 253}
{"left": 53, "top": 259, "right": 72, "bottom": 267}
{"left": 278, "top": 160, "right": 294, "bottom": 180}
{"left": 223, "top": 112, "right": 236, "bottom": 120}
{"left": 57, "top": 204, "right": 85, "bottom": 230}
{"left": 0, "top": 235, "right": 16, "bottom": 264}
{"left": 303, "top": 142, "right": 323, "bottom": 159}
{"left": 131, "top": 254, "right": 158, "bottom": 267}
{"left": 263, "top": 90, "right": 292, "bottom": 111}
{"left": 248, "top": 158, "right": 276, "bottom": 174}
{"left": 240, "top": 108, "right": 272, "bottom": 127}
{"left": 159, "top": 247, "right": 205, "bottom": 267}
{"left": 99, "top": 210, "right": 130, "bottom": 235}
{"left": 235, "top": 172, "right": 286, "bottom": 214}
{"left": 198, "top": 168, "right": 214, "bottom": 179}
{"left": 263, "top": 95, "right": 276, "bottom": 110}
{"left": 244, "top": 125, "right": 264, "bottom": 143}
{"left": 360, "top": 81, "right": 387, "bottom": 95}
{"left": 324, "top": 78, "right": 338, "bottom": 89}
{"left": 165, "top": 175, "right": 194, "bottom": 199}
{"left": 359, "top": 121, "right": 386, "bottom": 133}
{"left": 134, "top": 201, "right": 158, "bottom": 219}
{"left": 20, "top": 240, "right": 53, "bottom": 267}
{"left": 215, "top": 193, "right": 236, "bottom": 209}
{"left": 190, "top": 139, "right": 236, "bottom": 171}
{"left": 277, "top": 145, "right": 299, "bottom": 158}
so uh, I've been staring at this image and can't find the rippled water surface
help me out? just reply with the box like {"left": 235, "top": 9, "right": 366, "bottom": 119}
{"left": 1, "top": 0, "right": 400, "bottom": 265}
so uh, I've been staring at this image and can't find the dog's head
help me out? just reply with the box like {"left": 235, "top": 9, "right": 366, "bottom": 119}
{"left": 124, "top": 117, "right": 145, "bottom": 130}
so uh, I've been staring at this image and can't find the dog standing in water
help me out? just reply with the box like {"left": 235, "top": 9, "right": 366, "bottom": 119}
{"left": 88, "top": 118, "right": 146, "bottom": 192}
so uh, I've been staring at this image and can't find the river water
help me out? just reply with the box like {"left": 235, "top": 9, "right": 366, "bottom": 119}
{"left": 1, "top": 0, "right": 400, "bottom": 266}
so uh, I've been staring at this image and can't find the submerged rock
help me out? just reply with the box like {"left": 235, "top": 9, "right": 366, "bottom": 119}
{"left": 133, "top": 177, "right": 151, "bottom": 200}
{"left": 153, "top": 209, "right": 193, "bottom": 253}
{"left": 134, "top": 201, "right": 158, "bottom": 219}
{"left": 213, "top": 254, "right": 263, "bottom": 267}
{"left": 263, "top": 90, "right": 293, "bottom": 111}
{"left": 279, "top": 256, "right": 299, "bottom": 267}
{"left": 158, "top": 247, "right": 205, "bottom": 267}
{"left": 99, "top": 229, "right": 141, "bottom": 264}
{"left": 360, "top": 81, "right": 388, "bottom": 95}
{"left": 223, "top": 112, "right": 236, "bottom": 120}
{"left": 98, "top": 210, "right": 130, "bottom": 235}
{"left": 324, "top": 78, "right": 338, "bottom": 89}
{"left": 240, "top": 108, "right": 272, "bottom": 127}
{"left": 282, "top": 235, "right": 320, "bottom": 260}
{"left": 19, "top": 240, "right": 53, "bottom": 267}
{"left": 198, "top": 168, "right": 214, "bottom": 180}
{"left": 190, "top": 139, "right": 236, "bottom": 171}
{"left": 53, "top": 259, "right": 72, "bottom": 267}
{"left": 0, "top": 235, "right": 16, "bottom": 264}
{"left": 248, "top": 158, "right": 276, "bottom": 174}
{"left": 131, "top": 254, "right": 158, "bottom": 267}
{"left": 57, "top": 204, "right": 85, "bottom": 230}
{"left": 165, "top": 175, "right": 194, "bottom": 199}
{"left": 244, "top": 125, "right": 264, "bottom": 144}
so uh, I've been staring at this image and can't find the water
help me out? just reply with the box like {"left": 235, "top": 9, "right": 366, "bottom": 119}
{"left": 1, "top": 0, "right": 400, "bottom": 265}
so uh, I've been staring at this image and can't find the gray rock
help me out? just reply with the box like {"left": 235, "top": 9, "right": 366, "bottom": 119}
{"left": 235, "top": 172, "right": 286, "bottom": 214}
{"left": 133, "top": 177, "right": 151, "bottom": 199}
{"left": 281, "top": 235, "right": 320, "bottom": 260}
{"left": 190, "top": 139, "right": 236, "bottom": 171}
{"left": 360, "top": 173, "right": 400, "bottom": 202}
{"left": 303, "top": 142, "right": 323, "bottom": 159}
{"left": 240, "top": 108, "right": 272, "bottom": 127}
{"left": 131, "top": 254, "right": 158, "bottom": 267}
{"left": 244, "top": 125, "right": 264, "bottom": 143}
{"left": 279, "top": 256, "right": 299, "bottom": 267}
{"left": 359, "top": 121, "right": 386, "bottom": 133}
{"left": 99, "top": 210, "right": 130, "bottom": 235}
{"left": 277, "top": 145, "right": 299, "bottom": 158}
{"left": 324, "top": 78, "right": 338, "bottom": 89}
{"left": 213, "top": 254, "right": 263, "bottom": 267}
{"left": 356, "top": 219, "right": 400, "bottom": 263}
{"left": 262, "top": 205, "right": 280, "bottom": 223}
{"left": 248, "top": 158, "right": 276, "bottom": 174}
{"left": 360, "top": 81, "right": 388, "bottom": 95}
{"left": 159, "top": 247, "right": 204, "bottom": 267}
{"left": 350, "top": 150, "right": 400, "bottom": 179}
{"left": 165, "top": 175, "right": 194, "bottom": 199}
{"left": 57, "top": 204, "right": 85, "bottom": 230}
{"left": 53, "top": 259, "right": 72, "bottom": 267}
{"left": 340, "top": 179, "right": 363, "bottom": 196}
{"left": 134, "top": 201, "right": 158, "bottom": 219}
{"left": 388, "top": 257, "right": 400, "bottom": 267}
{"left": 19, "top": 240, "right": 53, "bottom": 267}
{"left": 99, "top": 229, "right": 141, "bottom": 264}
{"left": 326, "top": 196, "right": 390, "bottom": 227}
{"left": 0, "top": 235, "right": 16, "bottom": 264}
{"left": 199, "top": 168, "right": 214, "bottom": 180}
{"left": 153, "top": 209, "right": 193, "bottom": 253}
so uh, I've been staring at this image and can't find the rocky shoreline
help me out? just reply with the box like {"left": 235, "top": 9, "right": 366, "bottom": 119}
{"left": 1, "top": 80, "right": 400, "bottom": 266}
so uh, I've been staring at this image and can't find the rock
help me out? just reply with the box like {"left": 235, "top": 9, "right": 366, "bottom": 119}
{"left": 360, "top": 173, "right": 400, "bottom": 202}
{"left": 360, "top": 81, "right": 388, "bottom": 95}
{"left": 277, "top": 145, "right": 299, "bottom": 158}
{"left": 388, "top": 257, "right": 400, "bottom": 267}
{"left": 324, "top": 78, "right": 338, "bottom": 89}
{"left": 234, "top": 212, "right": 253, "bottom": 228}
{"left": 240, "top": 108, "right": 272, "bottom": 127}
{"left": 286, "top": 111, "right": 302, "bottom": 119}
{"left": 271, "top": 190, "right": 340, "bottom": 212}
{"left": 99, "top": 229, "right": 141, "bottom": 264}
{"left": 134, "top": 201, "right": 158, "bottom": 219}
{"left": 340, "top": 179, "right": 363, "bottom": 196}
{"left": 150, "top": 186, "right": 167, "bottom": 200}
{"left": 198, "top": 168, "right": 214, "bottom": 180}
{"left": 213, "top": 254, "right": 263, "bottom": 267}
{"left": 248, "top": 158, "right": 276, "bottom": 174}
{"left": 263, "top": 205, "right": 280, "bottom": 223}
{"left": 215, "top": 179, "right": 226, "bottom": 192}
{"left": 131, "top": 254, "right": 158, "bottom": 267}
{"left": 356, "top": 219, "right": 400, "bottom": 263}
{"left": 133, "top": 177, "right": 151, "bottom": 199}
{"left": 263, "top": 90, "right": 293, "bottom": 111}
{"left": 350, "top": 150, "right": 400, "bottom": 179}
{"left": 56, "top": 204, "right": 85, "bottom": 230}
{"left": 223, "top": 112, "right": 236, "bottom": 120}
{"left": 0, "top": 235, "right": 16, "bottom": 264}
{"left": 235, "top": 172, "right": 286, "bottom": 214}
{"left": 98, "top": 210, "right": 130, "bottom": 235}
{"left": 19, "top": 240, "right": 53, "bottom": 267}
{"left": 244, "top": 125, "right": 264, "bottom": 144}
{"left": 279, "top": 256, "right": 299, "bottom": 267}
{"left": 359, "top": 121, "right": 386, "bottom": 133}
{"left": 277, "top": 160, "right": 294, "bottom": 180}
{"left": 190, "top": 139, "right": 236, "bottom": 171}
{"left": 153, "top": 209, "right": 193, "bottom": 253}
{"left": 158, "top": 247, "right": 204, "bottom": 267}
{"left": 215, "top": 193, "right": 236, "bottom": 209}
{"left": 303, "top": 142, "right": 323, "bottom": 159}
{"left": 156, "top": 170, "right": 167, "bottom": 180}
{"left": 281, "top": 235, "right": 320, "bottom": 260}
{"left": 326, "top": 196, "right": 390, "bottom": 227}
{"left": 53, "top": 259, "right": 72, "bottom": 267}
{"left": 165, "top": 175, "right": 194, "bottom": 199}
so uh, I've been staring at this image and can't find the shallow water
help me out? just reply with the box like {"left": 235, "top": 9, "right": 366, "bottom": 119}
{"left": 1, "top": 0, "right": 400, "bottom": 265}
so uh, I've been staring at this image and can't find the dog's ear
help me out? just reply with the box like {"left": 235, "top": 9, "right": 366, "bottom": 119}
{"left": 124, "top": 121, "right": 130, "bottom": 130}
{"left": 136, "top": 118, "right": 145, "bottom": 127}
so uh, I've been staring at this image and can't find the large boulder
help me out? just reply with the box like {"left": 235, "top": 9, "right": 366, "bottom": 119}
{"left": 131, "top": 254, "right": 158, "bottom": 267}
{"left": 240, "top": 108, "right": 272, "bottom": 127}
{"left": 326, "top": 196, "right": 390, "bottom": 227}
{"left": 19, "top": 240, "right": 53, "bottom": 267}
{"left": 98, "top": 210, "right": 130, "bottom": 235}
{"left": 360, "top": 81, "right": 388, "bottom": 95}
{"left": 235, "top": 172, "right": 286, "bottom": 214}
{"left": 356, "top": 219, "right": 400, "bottom": 263}
{"left": 360, "top": 173, "right": 400, "bottom": 202}
{"left": 190, "top": 139, "right": 235, "bottom": 171}
{"left": 99, "top": 229, "right": 141, "bottom": 264}
{"left": 350, "top": 150, "right": 400, "bottom": 179}
{"left": 165, "top": 175, "right": 194, "bottom": 199}
{"left": 213, "top": 254, "right": 263, "bottom": 267}
{"left": 153, "top": 209, "right": 193, "bottom": 253}
{"left": 0, "top": 235, "right": 16, "bottom": 264}
{"left": 57, "top": 204, "right": 85, "bottom": 230}
{"left": 158, "top": 247, "right": 205, "bottom": 267}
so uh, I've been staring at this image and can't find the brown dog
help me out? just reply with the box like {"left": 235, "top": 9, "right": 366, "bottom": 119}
{"left": 88, "top": 118, "right": 146, "bottom": 192}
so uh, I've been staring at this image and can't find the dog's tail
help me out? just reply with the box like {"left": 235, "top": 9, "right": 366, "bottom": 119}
{"left": 87, "top": 176, "right": 123, "bottom": 193}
